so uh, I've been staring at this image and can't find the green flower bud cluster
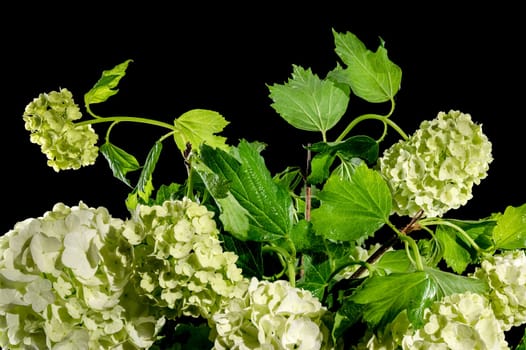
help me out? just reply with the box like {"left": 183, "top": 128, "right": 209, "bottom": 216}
{"left": 211, "top": 277, "right": 334, "bottom": 350}
{"left": 473, "top": 249, "right": 526, "bottom": 331}
{"left": 401, "top": 292, "right": 508, "bottom": 349}
{"left": 22, "top": 88, "right": 99, "bottom": 171}
{"left": 378, "top": 110, "right": 493, "bottom": 217}
{"left": 123, "top": 198, "right": 249, "bottom": 320}
{"left": 0, "top": 202, "right": 164, "bottom": 349}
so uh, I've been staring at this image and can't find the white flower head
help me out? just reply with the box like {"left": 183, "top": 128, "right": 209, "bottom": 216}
{"left": 0, "top": 201, "right": 162, "bottom": 349}
{"left": 402, "top": 292, "right": 508, "bottom": 349}
{"left": 124, "top": 198, "right": 248, "bottom": 319}
{"left": 212, "top": 277, "right": 334, "bottom": 350}
{"left": 473, "top": 249, "right": 526, "bottom": 330}
{"left": 378, "top": 110, "right": 493, "bottom": 217}
{"left": 22, "top": 88, "right": 99, "bottom": 172}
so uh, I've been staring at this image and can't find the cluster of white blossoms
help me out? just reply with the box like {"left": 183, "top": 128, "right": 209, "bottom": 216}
{"left": 354, "top": 290, "right": 512, "bottom": 349}
{"left": 211, "top": 277, "right": 334, "bottom": 350}
{"left": 22, "top": 88, "right": 99, "bottom": 172}
{"left": 473, "top": 249, "right": 526, "bottom": 331}
{"left": 123, "top": 198, "right": 249, "bottom": 320}
{"left": 0, "top": 202, "right": 165, "bottom": 349}
{"left": 378, "top": 110, "right": 493, "bottom": 217}
{"left": 401, "top": 292, "right": 508, "bottom": 349}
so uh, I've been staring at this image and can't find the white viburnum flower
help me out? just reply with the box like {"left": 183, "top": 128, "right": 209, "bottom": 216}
{"left": 123, "top": 198, "right": 249, "bottom": 320}
{"left": 0, "top": 201, "right": 164, "bottom": 349}
{"left": 472, "top": 249, "right": 526, "bottom": 330}
{"left": 401, "top": 292, "right": 508, "bottom": 349}
{"left": 378, "top": 110, "right": 493, "bottom": 218}
{"left": 22, "top": 88, "right": 99, "bottom": 171}
{"left": 211, "top": 277, "right": 334, "bottom": 350}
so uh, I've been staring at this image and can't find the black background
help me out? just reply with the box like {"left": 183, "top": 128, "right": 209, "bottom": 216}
{"left": 3, "top": 3, "right": 525, "bottom": 235}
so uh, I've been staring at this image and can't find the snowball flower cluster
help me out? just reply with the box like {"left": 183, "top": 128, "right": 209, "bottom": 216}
{"left": 123, "top": 198, "right": 248, "bottom": 319}
{"left": 401, "top": 292, "right": 508, "bottom": 349}
{"left": 22, "top": 88, "right": 99, "bottom": 171}
{"left": 211, "top": 277, "right": 334, "bottom": 350}
{"left": 0, "top": 202, "right": 165, "bottom": 349}
{"left": 473, "top": 249, "right": 526, "bottom": 330}
{"left": 378, "top": 110, "right": 492, "bottom": 217}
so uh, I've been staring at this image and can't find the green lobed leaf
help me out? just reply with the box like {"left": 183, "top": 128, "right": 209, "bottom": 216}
{"left": 100, "top": 142, "right": 141, "bottom": 187}
{"left": 424, "top": 267, "right": 488, "bottom": 298}
{"left": 216, "top": 194, "right": 251, "bottom": 240}
{"left": 374, "top": 249, "right": 414, "bottom": 274}
{"left": 310, "top": 163, "right": 391, "bottom": 242}
{"left": 289, "top": 219, "right": 325, "bottom": 253}
{"left": 332, "top": 157, "right": 363, "bottom": 182}
{"left": 493, "top": 203, "right": 526, "bottom": 249}
{"left": 273, "top": 166, "right": 304, "bottom": 194}
{"left": 307, "top": 152, "right": 336, "bottom": 185}
{"left": 435, "top": 227, "right": 471, "bottom": 274}
{"left": 433, "top": 218, "right": 498, "bottom": 274}
{"left": 350, "top": 267, "right": 488, "bottom": 329}
{"left": 84, "top": 59, "right": 133, "bottom": 105}
{"left": 125, "top": 142, "right": 162, "bottom": 210}
{"left": 333, "top": 30, "right": 401, "bottom": 103}
{"left": 349, "top": 271, "right": 434, "bottom": 329}
{"left": 268, "top": 65, "right": 349, "bottom": 134}
{"left": 199, "top": 140, "right": 294, "bottom": 242}
{"left": 332, "top": 299, "right": 363, "bottom": 344}
{"left": 307, "top": 135, "right": 379, "bottom": 164}
{"left": 297, "top": 253, "right": 332, "bottom": 300}
{"left": 154, "top": 183, "right": 183, "bottom": 204}
{"left": 173, "top": 109, "right": 230, "bottom": 154}
{"left": 307, "top": 135, "right": 379, "bottom": 184}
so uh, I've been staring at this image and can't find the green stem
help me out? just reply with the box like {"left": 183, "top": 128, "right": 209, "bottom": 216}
{"left": 386, "top": 220, "right": 425, "bottom": 271}
{"left": 76, "top": 115, "right": 175, "bottom": 131}
{"left": 335, "top": 113, "right": 409, "bottom": 142}
{"left": 262, "top": 243, "right": 297, "bottom": 287}
{"left": 401, "top": 235, "right": 425, "bottom": 270}
{"left": 420, "top": 218, "right": 483, "bottom": 253}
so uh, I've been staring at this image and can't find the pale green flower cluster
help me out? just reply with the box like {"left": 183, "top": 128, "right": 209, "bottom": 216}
{"left": 401, "top": 292, "right": 508, "bottom": 349}
{"left": 0, "top": 202, "right": 165, "bottom": 349}
{"left": 211, "top": 277, "right": 334, "bottom": 350}
{"left": 473, "top": 249, "right": 526, "bottom": 331}
{"left": 378, "top": 110, "right": 493, "bottom": 217}
{"left": 123, "top": 198, "right": 248, "bottom": 320}
{"left": 22, "top": 88, "right": 99, "bottom": 172}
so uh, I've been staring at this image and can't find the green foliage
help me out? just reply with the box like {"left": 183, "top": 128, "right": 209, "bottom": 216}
{"left": 311, "top": 163, "right": 392, "bottom": 242}
{"left": 173, "top": 109, "right": 230, "bottom": 154}
{"left": 332, "top": 29, "right": 402, "bottom": 103}
{"left": 306, "top": 135, "right": 379, "bottom": 184}
{"left": 84, "top": 59, "right": 133, "bottom": 106}
{"left": 125, "top": 141, "right": 162, "bottom": 210}
{"left": 494, "top": 203, "right": 526, "bottom": 249}
{"left": 268, "top": 65, "right": 349, "bottom": 137}
{"left": 100, "top": 142, "right": 141, "bottom": 187}
{"left": 199, "top": 141, "right": 294, "bottom": 242}
{"left": 13, "top": 27, "right": 526, "bottom": 349}
{"left": 349, "top": 268, "right": 488, "bottom": 329}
